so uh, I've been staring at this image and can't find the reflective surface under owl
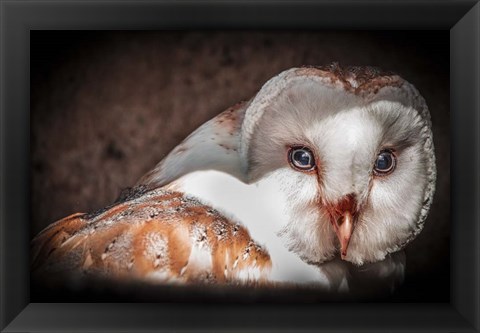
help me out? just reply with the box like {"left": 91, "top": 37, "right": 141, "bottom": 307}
{"left": 32, "top": 64, "right": 436, "bottom": 297}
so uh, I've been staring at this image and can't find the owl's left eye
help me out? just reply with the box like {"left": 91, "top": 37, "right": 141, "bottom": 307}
{"left": 288, "top": 147, "right": 316, "bottom": 171}
{"left": 374, "top": 150, "right": 396, "bottom": 175}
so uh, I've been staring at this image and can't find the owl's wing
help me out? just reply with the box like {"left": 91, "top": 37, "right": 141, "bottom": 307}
{"left": 137, "top": 100, "right": 250, "bottom": 189}
{"left": 31, "top": 187, "right": 271, "bottom": 286}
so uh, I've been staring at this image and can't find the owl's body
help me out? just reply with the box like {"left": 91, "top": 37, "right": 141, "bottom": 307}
{"left": 32, "top": 64, "right": 435, "bottom": 295}
{"left": 31, "top": 177, "right": 405, "bottom": 293}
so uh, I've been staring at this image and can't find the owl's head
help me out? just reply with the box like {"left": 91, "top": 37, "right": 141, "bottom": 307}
{"left": 241, "top": 65, "right": 436, "bottom": 265}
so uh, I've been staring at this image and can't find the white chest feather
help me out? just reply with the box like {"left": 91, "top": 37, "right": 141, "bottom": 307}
{"left": 166, "top": 170, "right": 341, "bottom": 288}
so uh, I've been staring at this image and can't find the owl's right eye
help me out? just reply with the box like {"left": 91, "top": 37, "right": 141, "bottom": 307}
{"left": 288, "top": 146, "right": 316, "bottom": 171}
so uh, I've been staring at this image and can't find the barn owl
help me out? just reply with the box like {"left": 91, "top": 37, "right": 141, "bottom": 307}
{"left": 32, "top": 64, "right": 436, "bottom": 295}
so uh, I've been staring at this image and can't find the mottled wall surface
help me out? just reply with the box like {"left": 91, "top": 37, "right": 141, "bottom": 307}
{"left": 31, "top": 31, "right": 449, "bottom": 301}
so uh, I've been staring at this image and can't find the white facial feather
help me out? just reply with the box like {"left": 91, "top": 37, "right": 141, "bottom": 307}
{"left": 250, "top": 92, "right": 432, "bottom": 264}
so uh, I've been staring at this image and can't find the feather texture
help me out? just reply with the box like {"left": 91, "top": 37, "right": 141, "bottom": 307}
{"left": 138, "top": 101, "right": 249, "bottom": 188}
{"left": 32, "top": 187, "right": 271, "bottom": 285}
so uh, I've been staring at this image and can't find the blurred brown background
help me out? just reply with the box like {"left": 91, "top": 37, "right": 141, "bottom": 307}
{"left": 31, "top": 31, "right": 449, "bottom": 301}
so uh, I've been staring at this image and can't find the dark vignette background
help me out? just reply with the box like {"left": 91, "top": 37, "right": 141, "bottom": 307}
{"left": 30, "top": 30, "right": 449, "bottom": 302}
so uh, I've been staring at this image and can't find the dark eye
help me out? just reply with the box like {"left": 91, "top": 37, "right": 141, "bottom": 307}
{"left": 374, "top": 150, "right": 396, "bottom": 175}
{"left": 288, "top": 147, "right": 316, "bottom": 171}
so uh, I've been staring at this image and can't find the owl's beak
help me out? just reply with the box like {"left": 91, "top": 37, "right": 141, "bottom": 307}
{"left": 327, "top": 194, "right": 358, "bottom": 260}
{"left": 334, "top": 211, "right": 355, "bottom": 260}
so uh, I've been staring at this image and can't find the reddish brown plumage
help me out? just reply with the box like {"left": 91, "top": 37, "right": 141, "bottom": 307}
{"left": 31, "top": 188, "right": 271, "bottom": 285}
{"left": 214, "top": 100, "right": 247, "bottom": 134}
{"left": 295, "top": 64, "right": 404, "bottom": 95}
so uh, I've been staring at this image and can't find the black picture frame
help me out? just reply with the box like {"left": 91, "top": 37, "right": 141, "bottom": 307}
{"left": 1, "top": 1, "right": 479, "bottom": 332}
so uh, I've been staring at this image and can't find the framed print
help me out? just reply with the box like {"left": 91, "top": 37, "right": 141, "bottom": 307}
{"left": 1, "top": 1, "right": 479, "bottom": 332}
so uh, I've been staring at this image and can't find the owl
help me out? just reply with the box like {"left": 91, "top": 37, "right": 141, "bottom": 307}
{"left": 32, "top": 64, "right": 436, "bottom": 295}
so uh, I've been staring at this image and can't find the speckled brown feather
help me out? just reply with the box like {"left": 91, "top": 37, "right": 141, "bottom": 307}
{"left": 31, "top": 188, "right": 271, "bottom": 285}
{"left": 297, "top": 63, "right": 402, "bottom": 94}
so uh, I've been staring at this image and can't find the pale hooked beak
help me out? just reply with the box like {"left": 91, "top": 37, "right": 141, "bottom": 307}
{"left": 327, "top": 194, "right": 358, "bottom": 260}
{"left": 334, "top": 211, "right": 355, "bottom": 260}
